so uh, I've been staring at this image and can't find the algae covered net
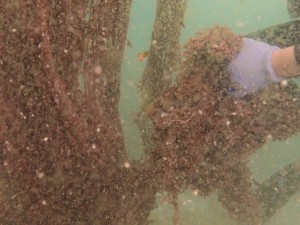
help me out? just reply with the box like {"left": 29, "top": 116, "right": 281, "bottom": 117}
{"left": 0, "top": 1, "right": 300, "bottom": 225}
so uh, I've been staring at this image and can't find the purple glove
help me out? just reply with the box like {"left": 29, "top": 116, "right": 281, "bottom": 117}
{"left": 227, "top": 38, "right": 283, "bottom": 97}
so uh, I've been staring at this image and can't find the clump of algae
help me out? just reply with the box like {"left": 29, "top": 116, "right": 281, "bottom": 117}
{"left": 146, "top": 25, "right": 300, "bottom": 224}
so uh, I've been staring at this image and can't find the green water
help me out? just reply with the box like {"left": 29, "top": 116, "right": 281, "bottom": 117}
{"left": 120, "top": 0, "right": 300, "bottom": 224}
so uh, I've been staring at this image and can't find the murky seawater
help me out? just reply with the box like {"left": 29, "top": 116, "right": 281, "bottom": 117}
{"left": 2, "top": 1, "right": 300, "bottom": 224}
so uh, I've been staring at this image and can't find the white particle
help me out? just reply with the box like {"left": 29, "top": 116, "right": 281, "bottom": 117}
{"left": 94, "top": 65, "right": 102, "bottom": 75}
{"left": 11, "top": 28, "right": 17, "bottom": 32}
{"left": 226, "top": 120, "right": 230, "bottom": 126}
{"left": 3, "top": 161, "right": 8, "bottom": 167}
{"left": 198, "top": 110, "right": 203, "bottom": 115}
{"left": 36, "top": 171, "right": 45, "bottom": 179}
{"left": 97, "top": 127, "right": 101, "bottom": 132}
{"left": 42, "top": 200, "right": 47, "bottom": 205}
{"left": 43, "top": 137, "right": 49, "bottom": 142}
{"left": 92, "top": 144, "right": 96, "bottom": 149}
{"left": 192, "top": 189, "right": 199, "bottom": 196}
{"left": 266, "top": 134, "right": 273, "bottom": 140}
{"left": 236, "top": 22, "right": 244, "bottom": 27}
{"left": 124, "top": 162, "right": 131, "bottom": 169}
{"left": 63, "top": 49, "right": 68, "bottom": 53}
{"left": 54, "top": 95, "right": 59, "bottom": 104}
{"left": 280, "top": 79, "right": 288, "bottom": 87}
{"left": 160, "top": 112, "right": 168, "bottom": 118}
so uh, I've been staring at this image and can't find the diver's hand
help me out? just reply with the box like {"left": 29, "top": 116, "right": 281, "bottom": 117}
{"left": 227, "top": 38, "right": 282, "bottom": 98}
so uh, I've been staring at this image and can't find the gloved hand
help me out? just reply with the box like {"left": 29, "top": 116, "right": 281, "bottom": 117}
{"left": 227, "top": 38, "right": 283, "bottom": 98}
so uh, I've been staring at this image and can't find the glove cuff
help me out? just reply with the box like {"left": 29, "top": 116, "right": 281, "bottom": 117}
{"left": 266, "top": 46, "right": 282, "bottom": 83}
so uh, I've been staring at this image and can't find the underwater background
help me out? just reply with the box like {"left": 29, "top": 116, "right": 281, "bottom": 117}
{"left": 119, "top": 0, "right": 300, "bottom": 224}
